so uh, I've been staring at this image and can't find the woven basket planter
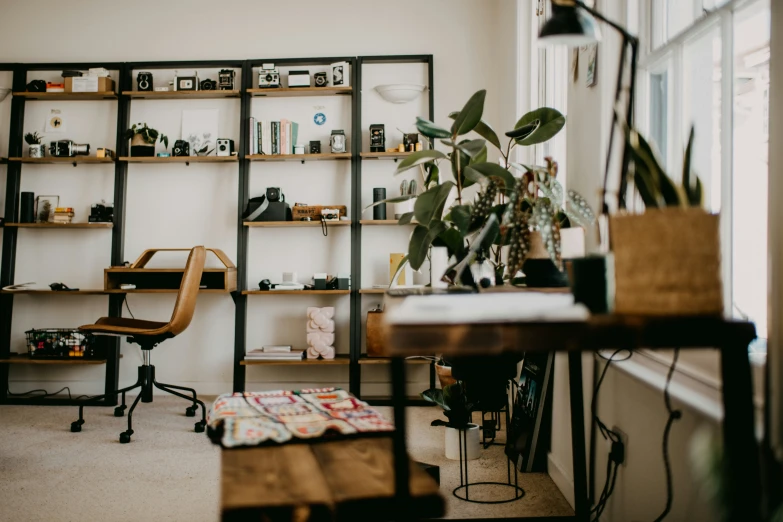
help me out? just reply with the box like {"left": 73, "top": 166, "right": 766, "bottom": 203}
{"left": 610, "top": 208, "right": 723, "bottom": 316}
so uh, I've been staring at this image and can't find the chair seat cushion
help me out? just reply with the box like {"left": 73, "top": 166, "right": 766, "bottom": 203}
{"left": 79, "top": 317, "right": 169, "bottom": 336}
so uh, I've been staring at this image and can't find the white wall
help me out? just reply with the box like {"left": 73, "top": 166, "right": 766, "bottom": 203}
{"left": 0, "top": 0, "right": 516, "bottom": 396}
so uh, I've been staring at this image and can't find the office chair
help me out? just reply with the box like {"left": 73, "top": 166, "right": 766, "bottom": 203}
{"left": 70, "top": 246, "right": 207, "bottom": 443}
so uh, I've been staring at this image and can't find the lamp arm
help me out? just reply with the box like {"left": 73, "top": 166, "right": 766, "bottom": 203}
{"left": 571, "top": 0, "right": 639, "bottom": 44}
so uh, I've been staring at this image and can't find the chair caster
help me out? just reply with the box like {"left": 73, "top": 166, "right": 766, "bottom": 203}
{"left": 119, "top": 430, "right": 133, "bottom": 444}
{"left": 185, "top": 406, "right": 197, "bottom": 417}
{"left": 194, "top": 421, "right": 206, "bottom": 433}
{"left": 70, "top": 420, "right": 84, "bottom": 433}
{"left": 114, "top": 406, "right": 126, "bottom": 417}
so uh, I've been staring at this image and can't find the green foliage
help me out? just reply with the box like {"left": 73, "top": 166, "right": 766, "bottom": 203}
{"left": 24, "top": 132, "right": 42, "bottom": 145}
{"left": 511, "top": 108, "right": 566, "bottom": 146}
{"left": 124, "top": 122, "right": 169, "bottom": 149}
{"left": 421, "top": 381, "right": 474, "bottom": 428}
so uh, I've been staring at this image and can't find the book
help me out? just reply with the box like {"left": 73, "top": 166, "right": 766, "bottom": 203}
{"left": 244, "top": 350, "right": 304, "bottom": 361}
{"left": 249, "top": 117, "right": 256, "bottom": 155}
{"left": 291, "top": 122, "right": 299, "bottom": 153}
{"left": 257, "top": 121, "right": 263, "bottom": 155}
{"left": 261, "top": 345, "right": 292, "bottom": 353}
{"left": 271, "top": 122, "right": 279, "bottom": 154}
{"left": 280, "top": 119, "right": 289, "bottom": 155}
{"left": 262, "top": 121, "right": 271, "bottom": 155}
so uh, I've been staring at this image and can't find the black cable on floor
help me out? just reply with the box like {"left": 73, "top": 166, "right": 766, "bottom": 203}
{"left": 653, "top": 348, "right": 681, "bottom": 522}
{"left": 7, "top": 386, "right": 96, "bottom": 402}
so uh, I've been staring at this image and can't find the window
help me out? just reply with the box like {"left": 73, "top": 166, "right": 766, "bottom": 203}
{"left": 640, "top": 0, "right": 771, "bottom": 351}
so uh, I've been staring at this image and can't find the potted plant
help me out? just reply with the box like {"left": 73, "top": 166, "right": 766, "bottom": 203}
{"left": 24, "top": 132, "right": 44, "bottom": 158}
{"left": 124, "top": 123, "right": 168, "bottom": 157}
{"left": 421, "top": 381, "right": 480, "bottom": 460}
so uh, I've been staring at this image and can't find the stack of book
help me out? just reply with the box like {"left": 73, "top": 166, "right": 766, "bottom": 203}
{"left": 248, "top": 118, "right": 299, "bottom": 156}
{"left": 244, "top": 345, "right": 304, "bottom": 361}
{"left": 52, "top": 207, "right": 74, "bottom": 224}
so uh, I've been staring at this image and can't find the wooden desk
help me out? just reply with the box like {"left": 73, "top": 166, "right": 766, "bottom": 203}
{"left": 221, "top": 438, "right": 444, "bottom": 522}
{"left": 384, "top": 308, "right": 760, "bottom": 522}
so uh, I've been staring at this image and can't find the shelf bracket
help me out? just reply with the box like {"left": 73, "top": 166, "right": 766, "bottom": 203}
{"left": 301, "top": 159, "right": 306, "bottom": 164}
{"left": 185, "top": 161, "right": 190, "bottom": 166}
{"left": 72, "top": 161, "right": 77, "bottom": 167}
{"left": 393, "top": 158, "right": 399, "bottom": 163}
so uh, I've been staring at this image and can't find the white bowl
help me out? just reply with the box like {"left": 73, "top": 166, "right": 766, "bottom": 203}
{"left": 374, "top": 83, "right": 426, "bottom": 104}
{"left": 0, "top": 88, "right": 10, "bottom": 102}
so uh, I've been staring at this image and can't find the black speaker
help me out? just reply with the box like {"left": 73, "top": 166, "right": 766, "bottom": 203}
{"left": 373, "top": 188, "right": 386, "bottom": 220}
{"left": 20, "top": 192, "right": 35, "bottom": 223}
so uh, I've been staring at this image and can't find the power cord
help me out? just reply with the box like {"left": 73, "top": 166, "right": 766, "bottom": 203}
{"left": 7, "top": 385, "right": 93, "bottom": 401}
{"left": 123, "top": 294, "right": 135, "bottom": 319}
{"left": 653, "top": 348, "right": 681, "bottom": 522}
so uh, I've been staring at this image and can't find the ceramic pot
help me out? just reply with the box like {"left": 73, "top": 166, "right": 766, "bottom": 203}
{"left": 445, "top": 424, "right": 480, "bottom": 460}
{"left": 523, "top": 231, "right": 569, "bottom": 288}
{"left": 130, "top": 134, "right": 155, "bottom": 157}
{"left": 28, "top": 144, "right": 44, "bottom": 158}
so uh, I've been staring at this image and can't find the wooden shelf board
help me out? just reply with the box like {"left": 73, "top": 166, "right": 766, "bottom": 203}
{"left": 1, "top": 289, "right": 109, "bottom": 295}
{"left": 103, "top": 288, "right": 231, "bottom": 294}
{"left": 6, "top": 222, "right": 112, "bottom": 229}
{"left": 241, "top": 354, "right": 350, "bottom": 366}
{"left": 9, "top": 157, "right": 115, "bottom": 164}
{"left": 106, "top": 267, "right": 229, "bottom": 273}
{"left": 360, "top": 151, "right": 415, "bottom": 160}
{"left": 247, "top": 153, "right": 351, "bottom": 162}
{"left": 244, "top": 221, "right": 351, "bottom": 228}
{"left": 248, "top": 87, "right": 352, "bottom": 98}
{"left": 359, "top": 288, "right": 387, "bottom": 294}
{"left": 358, "top": 357, "right": 431, "bottom": 365}
{"left": 13, "top": 91, "right": 117, "bottom": 100}
{"left": 0, "top": 354, "right": 107, "bottom": 365}
{"left": 360, "top": 220, "right": 414, "bottom": 226}
{"left": 120, "top": 156, "right": 238, "bottom": 163}
{"left": 123, "top": 90, "right": 241, "bottom": 99}
{"left": 243, "top": 290, "right": 350, "bottom": 295}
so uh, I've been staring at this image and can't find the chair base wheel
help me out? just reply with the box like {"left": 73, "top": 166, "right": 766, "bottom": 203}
{"left": 119, "top": 431, "right": 133, "bottom": 444}
{"left": 195, "top": 421, "right": 206, "bottom": 433}
{"left": 185, "top": 406, "right": 197, "bottom": 417}
{"left": 70, "top": 420, "right": 83, "bottom": 433}
{"left": 114, "top": 406, "right": 126, "bottom": 417}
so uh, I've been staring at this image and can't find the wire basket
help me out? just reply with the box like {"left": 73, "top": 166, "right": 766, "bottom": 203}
{"left": 25, "top": 328, "right": 105, "bottom": 359}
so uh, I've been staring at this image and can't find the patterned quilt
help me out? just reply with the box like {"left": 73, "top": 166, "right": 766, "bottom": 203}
{"left": 207, "top": 387, "right": 395, "bottom": 448}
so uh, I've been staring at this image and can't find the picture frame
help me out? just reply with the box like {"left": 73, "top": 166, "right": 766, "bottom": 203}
{"left": 35, "top": 195, "right": 59, "bottom": 223}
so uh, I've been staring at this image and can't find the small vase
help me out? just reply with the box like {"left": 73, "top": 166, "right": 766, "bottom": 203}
{"left": 28, "top": 144, "right": 45, "bottom": 158}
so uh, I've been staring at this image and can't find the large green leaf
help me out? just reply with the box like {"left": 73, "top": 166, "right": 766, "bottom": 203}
{"left": 512, "top": 108, "right": 566, "bottom": 146}
{"left": 416, "top": 117, "right": 452, "bottom": 139}
{"left": 433, "top": 227, "right": 465, "bottom": 259}
{"left": 421, "top": 388, "right": 449, "bottom": 410}
{"left": 363, "top": 194, "right": 416, "bottom": 212}
{"left": 408, "top": 220, "right": 448, "bottom": 270}
{"left": 505, "top": 121, "right": 539, "bottom": 140}
{"left": 471, "top": 144, "right": 488, "bottom": 165}
{"left": 449, "top": 204, "right": 472, "bottom": 235}
{"left": 451, "top": 146, "right": 472, "bottom": 189}
{"left": 456, "top": 138, "right": 486, "bottom": 158}
{"left": 451, "top": 90, "right": 486, "bottom": 136}
{"left": 463, "top": 162, "right": 517, "bottom": 193}
{"left": 398, "top": 212, "right": 415, "bottom": 225}
{"left": 629, "top": 130, "right": 684, "bottom": 207}
{"left": 424, "top": 163, "right": 439, "bottom": 188}
{"left": 413, "top": 182, "right": 455, "bottom": 226}
{"left": 396, "top": 149, "right": 446, "bottom": 174}
{"left": 448, "top": 111, "right": 501, "bottom": 149}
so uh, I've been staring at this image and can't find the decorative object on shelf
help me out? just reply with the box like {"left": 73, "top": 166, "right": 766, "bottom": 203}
{"left": 174, "top": 70, "right": 199, "bottom": 91}
{"left": 172, "top": 140, "right": 190, "bottom": 157}
{"left": 24, "top": 132, "right": 44, "bottom": 158}
{"left": 243, "top": 187, "right": 292, "bottom": 222}
{"left": 124, "top": 122, "right": 168, "bottom": 157}
{"left": 306, "top": 307, "right": 336, "bottom": 360}
{"left": 365, "top": 306, "right": 385, "bottom": 357}
{"left": 364, "top": 89, "right": 590, "bottom": 290}
{"left": 403, "top": 132, "right": 418, "bottom": 152}
{"left": 52, "top": 207, "right": 74, "bottom": 224}
{"left": 46, "top": 82, "right": 65, "bottom": 93}
{"left": 288, "top": 70, "right": 310, "bottom": 88}
{"left": 313, "top": 273, "right": 327, "bottom": 290}
{"left": 89, "top": 201, "right": 114, "bottom": 223}
{"left": 26, "top": 329, "right": 104, "bottom": 360}
{"left": 137, "top": 71, "right": 153, "bottom": 91}
{"left": 291, "top": 204, "right": 347, "bottom": 221}
{"left": 35, "top": 195, "right": 59, "bottom": 223}
{"left": 154, "top": 86, "right": 169, "bottom": 92}
{"left": 200, "top": 78, "right": 217, "bottom": 91}
{"left": 313, "top": 112, "right": 326, "bottom": 126}
{"left": 390, "top": 253, "right": 413, "bottom": 286}
{"left": 309, "top": 140, "right": 321, "bottom": 154}
{"left": 373, "top": 188, "right": 387, "bottom": 220}
{"left": 330, "top": 130, "right": 346, "bottom": 153}
{"left": 337, "top": 274, "right": 350, "bottom": 290}
{"left": 218, "top": 69, "right": 235, "bottom": 90}
{"left": 45, "top": 109, "right": 66, "bottom": 134}
{"left": 314, "top": 71, "right": 328, "bottom": 88}
{"left": 19, "top": 192, "right": 35, "bottom": 223}
{"left": 374, "top": 83, "right": 426, "bottom": 104}
{"left": 157, "top": 152, "right": 170, "bottom": 157}
{"left": 64, "top": 75, "right": 114, "bottom": 93}
{"left": 182, "top": 108, "right": 218, "bottom": 157}
{"left": 216, "top": 138, "right": 234, "bottom": 156}
{"left": 320, "top": 208, "right": 340, "bottom": 222}
{"left": 369, "top": 124, "right": 385, "bottom": 152}
{"left": 611, "top": 127, "right": 721, "bottom": 315}
{"left": 245, "top": 347, "right": 304, "bottom": 362}
{"left": 330, "top": 61, "right": 349, "bottom": 87}
{"left": 49, "top": 139, "right": 89, "bottom": 158}
{"left": 258, "top": 63, "right": 280, "bottom": 88}
{"left": 96, "top": 147, "right": 114, "bottom": 159}
{"left": 294, "top": 144, "right": 305, "bottom": 155}
{"left": 26, "top": 79, "right": 46, "bottom": 93}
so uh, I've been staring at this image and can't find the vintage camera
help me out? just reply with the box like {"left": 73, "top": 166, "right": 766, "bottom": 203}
{"left": 174, "top": 72, "right": 199, "bottom": 91}
{"left": 288, "top": 70, "right": 310, "bottom": 88}
{"left": 96, "top": 148, "right": 115, "bottom": 159}
{"left": 309, "top": 141, "right": 321, "bottom": 154}
{"left": 266, "top": 187, "right": 281, "bottom": 202}
{"left": 89, "top": 202, "right": 114, "bottom": 223}
{"left": 137, "top": 71, "right": 153, "bottom": 91}
{"left": 27, "top": 79, "right": 46, "bottom": 92}
{"left": 172, "top": 140, "right": 190, "bottom": 157}
{"left": 49, "top": 140, "right": 90, "bottom": 158}
{"left": 314, "top": 72, "right": 328, "bottom": 88}
{"left": 331, "top": 61, "right": 349, "bottom": 87}
{"left": 370, "top": 124, "right": 385, "bottom": 153}
{"left": 242, "top": 187, "right": 291, "bottom": 222}
{"left": 218, "top": 69, "right": 235, "bottom": 90}
{"left": 321, "top": 208, "right": 340, "bottom": 222}
{"left": 216, "top": 138, "right": 234, "bottom": 156}
{"left": 258, "top": 63, "right": 280, "bottom": 88}
{"left": 330, "top": 130, "right": 346, "bottom": 154}
{"left": 200, "top": 79, "right": 217, "bottom": 91}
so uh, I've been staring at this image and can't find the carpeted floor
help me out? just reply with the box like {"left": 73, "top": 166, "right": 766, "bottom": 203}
{"left": 0, "top": 397, "right": 573, "bottom": 521}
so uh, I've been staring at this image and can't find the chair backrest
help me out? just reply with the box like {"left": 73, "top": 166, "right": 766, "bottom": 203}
{"left": 168, "top": 246, "right": 206, "bottom": 336}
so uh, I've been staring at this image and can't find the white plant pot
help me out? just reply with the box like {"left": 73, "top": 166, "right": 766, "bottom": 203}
{"left": 28, "top": 144, "right": 45, "bottom": 158}
{"left": 393, "top": 199, "right": 415, "bottom": 220}
{"left": 445, "top": 424, "right": 480, "bottom": 461}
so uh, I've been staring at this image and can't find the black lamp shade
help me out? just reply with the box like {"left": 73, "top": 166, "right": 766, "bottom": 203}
{"left": 539, "top": 3, "right": 602, "bottom": 47}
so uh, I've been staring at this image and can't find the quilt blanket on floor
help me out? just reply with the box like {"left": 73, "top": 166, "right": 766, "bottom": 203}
{"left": 207, "top": 387, "right": 395, "bottom": 448}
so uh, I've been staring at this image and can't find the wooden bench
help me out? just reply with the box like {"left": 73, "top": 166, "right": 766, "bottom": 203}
{"left": 221, "top": 437, "right": 444, "bottom": 521}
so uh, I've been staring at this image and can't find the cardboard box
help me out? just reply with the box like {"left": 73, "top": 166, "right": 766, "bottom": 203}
{"left": 291, "top": 205, "right": 347, "bottom": 221}
{"left": 64, "top": 77, "right": 115, "bottom": 93}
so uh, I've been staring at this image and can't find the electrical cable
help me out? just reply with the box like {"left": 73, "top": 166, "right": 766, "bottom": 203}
{"left": 123, "top": 294, "right": 135, "bottom": 319}
{"left": 653, "top": 348, "right": 681, "bottom": 522}
{"left": 6, "top": 385, "right": 94, "bottom": 402}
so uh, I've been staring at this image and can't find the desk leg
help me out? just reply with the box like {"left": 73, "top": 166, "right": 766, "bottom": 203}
{"left": 390, "top": 357, "right": 411, "bottom": 515}
{"left": 720, "top": 343, "right": 761, "bottom": 522}
{"left": 568, "top": 351, "right": 590, "bottom": 521}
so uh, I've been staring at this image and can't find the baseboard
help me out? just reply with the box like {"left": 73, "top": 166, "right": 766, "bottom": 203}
{"left": 548, "top": 452, "right": 575, "bottom": 510}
